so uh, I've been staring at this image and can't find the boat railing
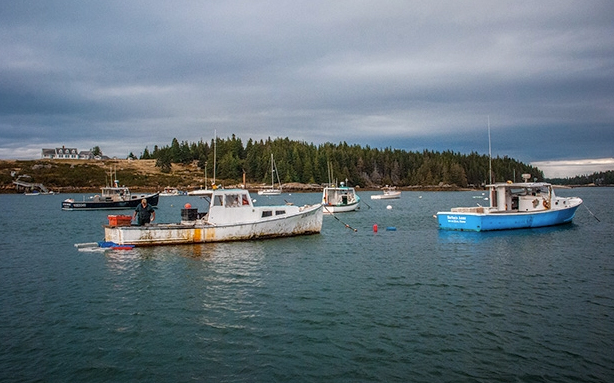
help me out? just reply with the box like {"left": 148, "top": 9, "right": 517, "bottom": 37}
{"left": 451, "top": 207, "right": 485, "bottom": 213}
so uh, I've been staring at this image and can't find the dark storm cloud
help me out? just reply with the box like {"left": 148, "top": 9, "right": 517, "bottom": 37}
{"left": 1, "top": 1, "right": 613, "bottom": 176}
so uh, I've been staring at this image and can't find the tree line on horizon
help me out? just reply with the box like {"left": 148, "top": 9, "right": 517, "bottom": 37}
{"left": 138, "top": 135, "right": 543, "bottom": 188}
{"left": 547, "top": 170, "right": 614, "bottom": 186}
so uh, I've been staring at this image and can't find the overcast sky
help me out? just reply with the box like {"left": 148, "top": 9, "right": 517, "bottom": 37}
{"left": 1, "top": 1, "right": 613, "bottom": 177}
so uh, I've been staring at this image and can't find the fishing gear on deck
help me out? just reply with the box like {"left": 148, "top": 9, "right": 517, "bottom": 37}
{"left": 323, "top": 206, "right": 358, "bottom": 232}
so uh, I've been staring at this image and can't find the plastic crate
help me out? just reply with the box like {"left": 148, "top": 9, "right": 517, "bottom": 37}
{"left": 108, "top": 215, "right": 133, "bottom": 226}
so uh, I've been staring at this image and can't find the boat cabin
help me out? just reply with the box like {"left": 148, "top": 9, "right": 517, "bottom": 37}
{"left": 323, "top": 184, "right": 357, "bottom": 206}
{"left": 210, "top": 190, "right": 253, "bottom": 208}
{"left": 489, "top": 182, "right": 553, "bottom": 213}
{"left": 100, "top": 186, "right": 132, "bottom": 201}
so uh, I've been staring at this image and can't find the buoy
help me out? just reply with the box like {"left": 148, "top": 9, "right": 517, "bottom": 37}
{"left": 184, "top": 203, "right": 192, "bottom": 209}
{"left": 386, "top": 205, "right": 392, "bottom": 210}
{"left": 373, "top": 224, "right": 378, "bottom": 232}
{"left": 386, "top": 226, "right": 397, "bottom": 231}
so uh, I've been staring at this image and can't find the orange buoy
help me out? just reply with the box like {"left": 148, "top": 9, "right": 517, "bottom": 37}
{"left": 184, "top": 203, "right": 192, "bottom": 209}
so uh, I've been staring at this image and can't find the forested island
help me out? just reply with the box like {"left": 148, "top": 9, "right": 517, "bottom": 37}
{"left": 2, "top": 136, "right": 552, "bottom": 193}
{"left": 7, "top": 136, "right": 613, "bottom": 194}
{"left": 139, "top": 135, "right": 541, "bottom": 188}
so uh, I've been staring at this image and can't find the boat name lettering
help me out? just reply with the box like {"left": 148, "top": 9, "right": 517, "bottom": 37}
{"left": 446, "top": 215, "right": 466, "bottom": 223}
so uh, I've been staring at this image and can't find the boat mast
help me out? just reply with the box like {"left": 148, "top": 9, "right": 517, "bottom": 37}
{"left": 213, "top": 129, "right": 217, "bottom": 186}
{"left": 327, "top": 161, "right": 333, "bottom": 186}
{"left": 488, "top": 115, "right": 492, "bottom": 185}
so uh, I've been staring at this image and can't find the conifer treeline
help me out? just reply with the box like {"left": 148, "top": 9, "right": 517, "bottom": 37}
{"left": 548, "top": 170, "right": 614, "bottom": 186}
{"left": 139, "top": 135, "right": 543, "bottom": 187}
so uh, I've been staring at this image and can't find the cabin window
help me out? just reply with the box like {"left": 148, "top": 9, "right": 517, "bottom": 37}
{"left": 511, "top": 196, "right": 519, "bottom": 210}
{"left": 213, "top": 195, "right": 223, "bottom": 206}
{"left": 225, "top": 194, "right": 241, "bottom": 207}
{"left": 262, "top": 211, "right": 273, "bottom": 217}
{"left": 275, "top": 210, "right": 286, "bottom": 215}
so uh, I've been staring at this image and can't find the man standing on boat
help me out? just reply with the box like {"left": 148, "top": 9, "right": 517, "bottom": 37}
{"left": 133, "top": 199, "right": 155, "bottom": 226}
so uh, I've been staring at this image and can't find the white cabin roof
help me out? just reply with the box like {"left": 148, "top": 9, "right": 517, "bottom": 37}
{"left": 486, "top": 182, "right": 551, "bottom": 188}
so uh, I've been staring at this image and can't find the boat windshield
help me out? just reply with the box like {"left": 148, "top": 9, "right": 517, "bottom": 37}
{"left": 102, "top": 187, "right": 129, "bottom": 196}
{"left": 210, "top": 192, "right": 251, "bottom": 208}
{"left": 225, "top": 194, "right": 241, "bottom": 207}
{"left": 509, "top": 186, "right": 547, "bottom": 196}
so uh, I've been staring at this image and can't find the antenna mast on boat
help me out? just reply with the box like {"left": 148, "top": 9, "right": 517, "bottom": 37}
{"left": 488, "top": 115, "right": 492, "bottom": 185}
{"left": 213, "top": 129, "right": 217, "bottom": 186}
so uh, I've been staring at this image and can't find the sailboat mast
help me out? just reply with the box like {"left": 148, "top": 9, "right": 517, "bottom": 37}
{"left": 270, "top": 153, "right": 274, "bottom": 187}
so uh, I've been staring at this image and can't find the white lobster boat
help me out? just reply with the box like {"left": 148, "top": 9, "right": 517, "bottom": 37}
{"left": 321, "top": 182, "right": 361, "bottom": 213}
{"left": 104, "top": 188, "right": 323, "bottom": 246}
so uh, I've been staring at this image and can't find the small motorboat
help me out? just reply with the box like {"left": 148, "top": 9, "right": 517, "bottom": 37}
{"left": 371, "top": 186, "right": 401, "bottom": 200}
{"left": 62, "top": 168, "right": 158, "bottom": 210}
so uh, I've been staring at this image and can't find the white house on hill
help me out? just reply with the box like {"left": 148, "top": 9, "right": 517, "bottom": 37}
{"left": 41, "top": 146, "right": 105, "bottom": 160}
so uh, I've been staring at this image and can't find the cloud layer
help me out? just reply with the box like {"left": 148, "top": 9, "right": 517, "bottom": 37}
{"left": 1, "top": 1, "right": 613, "bottom": 175}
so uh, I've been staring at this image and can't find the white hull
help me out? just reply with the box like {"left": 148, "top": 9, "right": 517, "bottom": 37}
{"left": 104, "top": 189, "right": 322, "bottom": 246}
{"left": 371, "top": 191, "right": 401, "bottom": 200}
{"left": 258, "top": 189, "right": 282, "bottom": 196}
{"left": 188, "top": 189, "right": 212, "bottom": 196}
{"left": 160, "top": 188, "right": 185, "bottom": 196}
{"left": 322, "top": 202, "right": 360, "bottom": 213}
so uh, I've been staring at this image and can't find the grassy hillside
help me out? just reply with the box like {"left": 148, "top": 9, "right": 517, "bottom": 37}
{"left": 1, "top": 158, "right": 466, "bottom": 194}
{"left": 0, "top": 159, "right": 214, "bottom": 193}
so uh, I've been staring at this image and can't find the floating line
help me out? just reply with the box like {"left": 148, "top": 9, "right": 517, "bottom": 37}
{"left": 323, "top": 206, "right": 358, "bottom": 232}
{"left": 584, "top": 204, "right": 601, "bottom": 222}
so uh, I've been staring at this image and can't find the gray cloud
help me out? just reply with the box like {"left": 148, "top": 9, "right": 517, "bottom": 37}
{"left": 1, "top": 0, "right": 613, "bottom": 175}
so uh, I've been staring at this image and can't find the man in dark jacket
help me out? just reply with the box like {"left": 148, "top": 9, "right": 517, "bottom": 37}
{"left": 133, "top": 199, "right": 155, "bottom": 226}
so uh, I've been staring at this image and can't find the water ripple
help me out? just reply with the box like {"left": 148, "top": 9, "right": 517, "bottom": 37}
{"left": 1, "top": 190, "right": 613, "bottom": 382}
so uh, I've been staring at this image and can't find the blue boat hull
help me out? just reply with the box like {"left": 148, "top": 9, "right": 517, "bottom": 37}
{"left": 437, "top": 205, "right": 580, "bottom": 232}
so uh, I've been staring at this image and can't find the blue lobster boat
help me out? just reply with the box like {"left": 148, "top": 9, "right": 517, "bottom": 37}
{"left": 436, "top": 176, "right": 582, "bottom": 231}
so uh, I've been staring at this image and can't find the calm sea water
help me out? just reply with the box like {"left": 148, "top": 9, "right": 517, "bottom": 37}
{"left": 1, "top": 188, "right": 612, "bottom": 382}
